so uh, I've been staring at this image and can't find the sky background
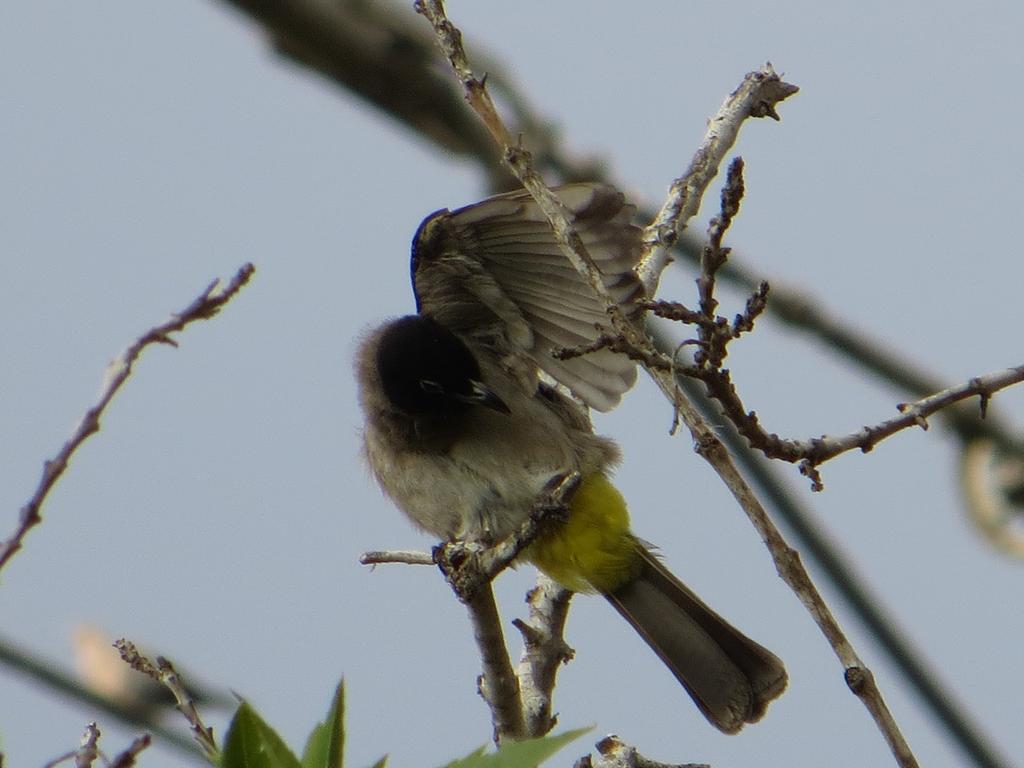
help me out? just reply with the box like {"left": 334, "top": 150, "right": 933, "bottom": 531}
{"left": 3, "top": 2, "right": 1024, "bottom": 767}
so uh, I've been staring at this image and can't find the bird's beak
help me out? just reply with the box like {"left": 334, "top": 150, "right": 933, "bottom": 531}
{"left": 455, "top": 380, "right": 511, "bottom": 415}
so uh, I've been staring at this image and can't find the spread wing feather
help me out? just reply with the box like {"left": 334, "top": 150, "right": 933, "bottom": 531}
{"left": 412, "top": 183, "right": 644, "bottom": 412}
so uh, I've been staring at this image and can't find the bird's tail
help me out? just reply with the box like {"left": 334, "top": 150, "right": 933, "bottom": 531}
{"left": 604, "top": 549, "right": 787, "bottom": 733}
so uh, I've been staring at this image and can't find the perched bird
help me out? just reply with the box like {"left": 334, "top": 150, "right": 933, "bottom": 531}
{"left": 356, "top": 183, "right": 786, "bottom": 733}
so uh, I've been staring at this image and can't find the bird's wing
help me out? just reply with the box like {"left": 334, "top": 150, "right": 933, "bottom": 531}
{"left": 411, "top": 183, "right": 644, "bottom": 412}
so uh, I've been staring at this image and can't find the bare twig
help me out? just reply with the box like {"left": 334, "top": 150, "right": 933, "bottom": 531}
{"left": 155, "top": 657, "right": 219, "bottom": 760}
{"left": 761, "top": 279, "right": 1024, "bottom": 452}
{"left": 691, "top": 157, "right": 764, "bottom": 369}
{"left": 358, "top": 549, "right": 434, "bottom": 566}
{"left": 0, "top": 263, "right": 256, "bottom": 576}
{"left": 41, "top": 722, "right": 146, "bottom": 768}
{"left": 697, "top": 157, "right": 745, "bottom": 330}
{"left": 799, "top": 366, "right": 1022, "bottom": 458}
{"left": 466, "top": 584, "right": 527, "bottom": 743}
{"left": 43, "top": 728, "right": 151, "bottom": 768}
{"left": 74, "top": 723, "right": 101, "bottom": 768}
{"left": 846, "top": 667, "right": 918, "bottom": 767}
{"left": 691, "top": 362, "right": 1024, "bottom": 491}
{"left": 575, "top": 735, "right": 708, "bottom": 768}
{"left": 513, "top": 576, "right": 574, "bottom": 737}
{"left": 108, "top": 735, "right": 151, "bottom": 768}
{"left": 637, "top": 67, "right": 798, "bottom": 295}
{"left": 114, "top": 641, "right": 220, "bottom": 761}
{"left": 414, "top": 4, "right": 916, "bottom": 764}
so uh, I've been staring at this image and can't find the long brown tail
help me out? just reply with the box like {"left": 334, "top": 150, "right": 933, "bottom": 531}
{"left": 604, "top": 549, "right": 787, "bottom": 733}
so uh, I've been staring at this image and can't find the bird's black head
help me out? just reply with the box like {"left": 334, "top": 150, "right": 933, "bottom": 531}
{"left": 375, "top": 315, "right": 510, "bottom": 417}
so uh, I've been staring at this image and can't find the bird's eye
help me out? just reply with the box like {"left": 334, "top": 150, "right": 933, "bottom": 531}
{"left": 419, "top": 379, "right": 444, "bottom": 396}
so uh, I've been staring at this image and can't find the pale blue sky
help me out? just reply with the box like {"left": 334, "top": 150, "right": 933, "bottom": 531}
{"left": 3, "top": 2, "right": 1023, "bottom": 767}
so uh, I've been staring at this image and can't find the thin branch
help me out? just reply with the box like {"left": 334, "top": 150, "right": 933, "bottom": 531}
{"left": 760, "top": 278, "right": 1024, "bottom": 451}
{"left": 691, "top": 361, "right": 1024, "bottom": 490}
{"left": 108, "top": 735, "right": 152, "bottom": 768}
{"left": 43, "top": 725, "right": 150, "bottom": 768}
{"left": 513, "top": 576, "right": 574, "bottom": 737}
{"left": 697, "top": 156, "right": 745, "bottom": 330}
{"left": 0, "top": 263, "right": 256, "bottom": 576}
{"left": 575, "top": 735, "right": 708, "bottom": 768}
{"left": 802, "top": 366, "right": 1024, "bottom": 463}
{"left": 358, "top": 549, "right": 434, "bottom": 566}
{"left": 466, "top": 584, "right": 527, "bottom": 743}
{"left": 693, "top": 157, "right": 760, "bottom": 369}
{"left": 114, "top": 641, "right": 220, "bottom": 761}
{"left": 846, "top": 667, "right": 918, "bottom": 766}
{"left": 637, "top": 67, "right": 798, "bottom": 295}
{"left": 155, "top": 656, "right": 219, "bottom": 761}
{"left": 74, "top": 723, "right": 101, "bottom": 768}
{"left": 412, "top": 1, "right": 504, "bottom": 141}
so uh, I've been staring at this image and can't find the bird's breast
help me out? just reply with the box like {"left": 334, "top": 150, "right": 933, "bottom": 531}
{"left": 364, "top": 396, "right": 579, "bottom": 542}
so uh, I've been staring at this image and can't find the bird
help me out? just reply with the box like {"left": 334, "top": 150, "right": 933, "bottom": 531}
{"left": 356, "top": 183, "right": 786, "bottom": 733}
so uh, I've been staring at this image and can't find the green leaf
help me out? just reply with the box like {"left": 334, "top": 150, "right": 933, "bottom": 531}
{"left": 365, "top": 756, "right": 388, "bottom": 768}
{"left": 444, "top": 728, "right": 591, "bottom": 768}
{"left": 221, "top": 701, "right": 303, "bottom": 768}
{"left": 301, "top": 680, "right": 346, "bottom": 768}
